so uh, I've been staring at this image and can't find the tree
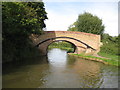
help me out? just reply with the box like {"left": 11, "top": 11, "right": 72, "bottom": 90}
{"left": 2, "top": 2, "right": 47, "bottom": 39}
{"left": 2, "top": 2, "right": 48, "bottom": 62}
{"left": 68, "top": 12, "right": 105, "bottom": 35}
{"left": 67, "top": 22, "right": 77, "bottom": 31}
{"left": 2, "top": 1, "right": 48, "bottom": 51}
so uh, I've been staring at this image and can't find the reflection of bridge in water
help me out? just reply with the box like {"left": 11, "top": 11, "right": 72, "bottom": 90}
{"left": 30, "top": 31, "right": 102, "bottom": 55}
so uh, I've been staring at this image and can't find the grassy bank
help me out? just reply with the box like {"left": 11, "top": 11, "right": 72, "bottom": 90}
{"left": 70, "top": 53, "right": 119, "bottom": 66}
{"left": 98, "top": 52, "right": 119, "bottom": 66}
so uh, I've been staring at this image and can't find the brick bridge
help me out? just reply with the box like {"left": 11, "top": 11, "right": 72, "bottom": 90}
{"left": 30, "top": 31, "right": 102, "bottom": 55}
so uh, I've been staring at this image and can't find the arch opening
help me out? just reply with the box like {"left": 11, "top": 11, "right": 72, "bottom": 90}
{"left": 47, "top": 40, "right": 76, "bottom": 54}
{"left": 35, "top": 37, "right": 96, "bottom": 55}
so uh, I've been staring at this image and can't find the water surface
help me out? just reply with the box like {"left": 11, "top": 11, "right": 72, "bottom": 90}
{"left": 2, "top": 48, "right": 119, "bottom": 88}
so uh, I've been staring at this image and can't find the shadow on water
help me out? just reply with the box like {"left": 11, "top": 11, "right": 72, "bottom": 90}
{"left": 2, "top": 55, "right": 50, "bottom": 88}
{"left": 2, "top": 56, "right": 49, "bottom": 75}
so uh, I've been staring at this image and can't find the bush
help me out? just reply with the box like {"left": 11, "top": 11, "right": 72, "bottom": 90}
{"left": 100, "top": 34, "right": 119, "bottom": 55}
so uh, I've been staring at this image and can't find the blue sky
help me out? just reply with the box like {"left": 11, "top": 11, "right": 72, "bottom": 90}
{"left": 43, "top": 0, "right": 119, "bottom": 36}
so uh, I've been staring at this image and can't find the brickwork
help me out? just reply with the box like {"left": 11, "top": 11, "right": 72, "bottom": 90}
{"left": 30, "top": 31, "right": 101, "bottom": 55}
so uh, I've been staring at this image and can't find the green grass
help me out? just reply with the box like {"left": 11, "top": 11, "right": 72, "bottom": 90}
{"left": 71, "top": 53, "right": 119, "bottom": 66}
{"left": 48, "top": 46, "right": 74, "bottom": 53}
{"left": 98, "top": 52, "right": 119, "bottom": 66}
{"left": 98, "top": 52, "right": 118, "bottom": 60}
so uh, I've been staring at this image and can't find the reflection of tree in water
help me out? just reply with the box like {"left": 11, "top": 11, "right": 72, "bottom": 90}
{"left": 71, "top": 56, "right": 104, "bottom": 88}
{"left": 67, "top": 55, "right": 77, "bottom": 65}
{"left": 3, "top": 56, "right": 50, "bottom": 88}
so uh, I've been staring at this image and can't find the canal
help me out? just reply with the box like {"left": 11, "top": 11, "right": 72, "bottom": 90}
{"left": 2, "top": 48, "right": 119, "bottom": 88}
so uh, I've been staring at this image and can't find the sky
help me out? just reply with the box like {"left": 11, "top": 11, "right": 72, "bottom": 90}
{"left": 43, "top": 0, "right": 119, "bottom": 36}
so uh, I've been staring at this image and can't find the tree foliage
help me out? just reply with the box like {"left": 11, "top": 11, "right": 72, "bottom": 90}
{"left": 68, "top": 12, "right": 105, "bottom": 35}
{"left": 67, "top": 22, "right": 77, "bottom": 31}
{"left": 2, "top": 2, "right": 47, "bottom": 38}
{"left": 2, "top": 2, "right": 48, "bottom": 63}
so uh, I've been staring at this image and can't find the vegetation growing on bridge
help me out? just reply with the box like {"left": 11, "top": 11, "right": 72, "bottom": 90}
{"left": 2, "top": 2, "right": 48, "bottom": 63}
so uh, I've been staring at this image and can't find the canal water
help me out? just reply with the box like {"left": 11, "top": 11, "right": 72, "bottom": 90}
{"left": 2, "top": 48, "right": 119, "bottom": 88}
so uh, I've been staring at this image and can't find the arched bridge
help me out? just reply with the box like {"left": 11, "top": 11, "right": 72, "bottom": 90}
{"left": 30, "top": 31, "right": 101, "bottom": 55}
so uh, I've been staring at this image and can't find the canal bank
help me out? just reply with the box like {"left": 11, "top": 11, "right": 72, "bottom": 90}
{"left": 69, "top": 53, "right": 119, "bottom": 67}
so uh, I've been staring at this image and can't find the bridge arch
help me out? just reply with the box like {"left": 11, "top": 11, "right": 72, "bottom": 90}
{"left": 30, "top": 31, "right": 101, "bottom": 55}
{"left": 36, "top": 37, "right": 95, "bottom": 50}
{"left": 35, "top": 37, "right": 96, "bottom": 55}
